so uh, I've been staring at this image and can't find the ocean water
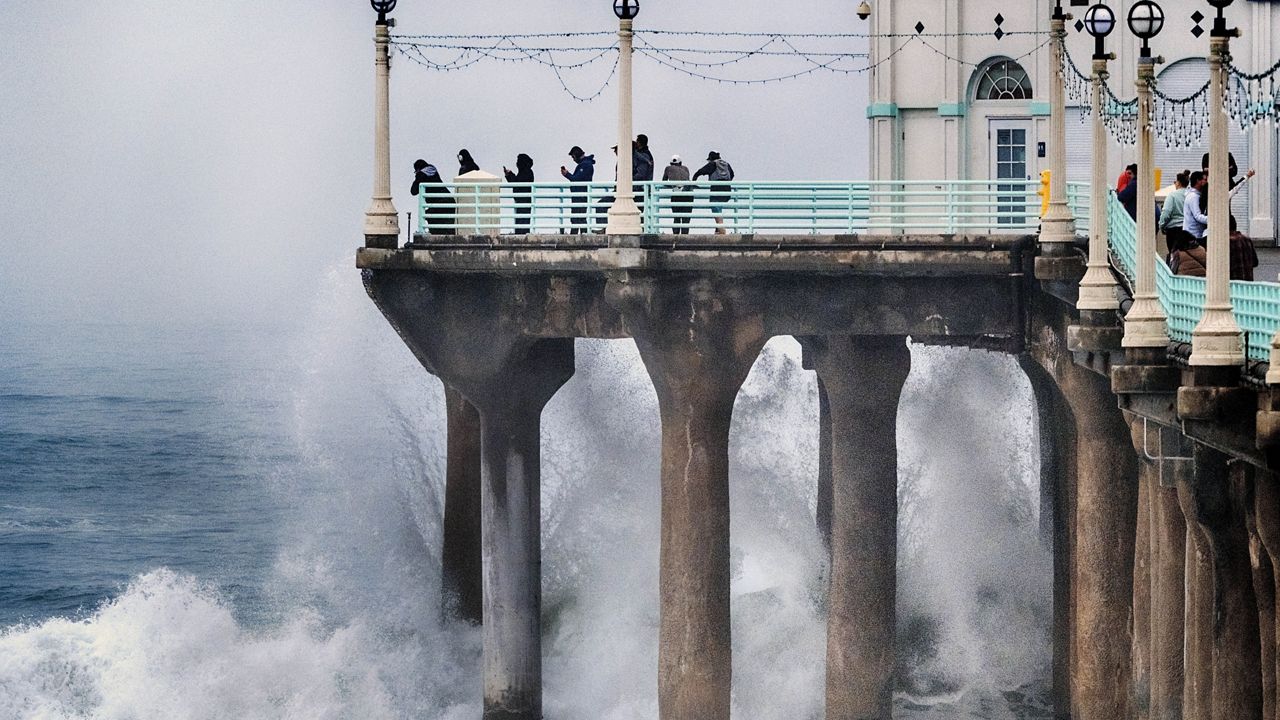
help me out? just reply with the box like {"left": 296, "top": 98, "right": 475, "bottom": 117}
{"left": 0, "top": 265, "right": 1052, "bottom": 719}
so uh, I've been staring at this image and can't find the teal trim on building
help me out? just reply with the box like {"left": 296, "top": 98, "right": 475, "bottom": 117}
{"left": 1029, "top": 101, "right": 1052, "bottom": 117}
{"left": 866, "top": 102, "right": 900, "bottom": 118}
{"left": 937, "top": 103, "right": 966, "bottom": 117}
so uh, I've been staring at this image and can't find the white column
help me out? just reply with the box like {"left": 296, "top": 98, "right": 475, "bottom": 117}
{"left": 364, "top": 21, "right": 400, "bottom": 247}
{"left": 1190, "top": 35, "right": 1244, "bottom": 366}
{"left": 1041, "top": 15, "right": 1078, "bottom": 250}
{"left": 606, "top": 18, "right": 642, "bottom": 236}
{"left": 1078, "top": 56, "right": 1120, "bottom": 313}
{"left": 1123, "top": 57, "right": 1168, "bottom": 348}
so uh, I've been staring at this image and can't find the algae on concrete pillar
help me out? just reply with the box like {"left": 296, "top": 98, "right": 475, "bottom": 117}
{"left": 609, "top": 276, "right": 768, "bottom": 720}
{"left": 805, "top": 335, "right": 910, "bottom": 720}
{"left": 442, "top": 386, "right": 483, "bottom": 626}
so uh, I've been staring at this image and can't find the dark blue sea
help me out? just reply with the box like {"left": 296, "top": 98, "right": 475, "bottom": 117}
{"left": 0, "top": 269, "right": 1053, "bottom": 718}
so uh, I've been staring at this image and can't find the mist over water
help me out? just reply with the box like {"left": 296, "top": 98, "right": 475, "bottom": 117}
{"left": 0, "top": 266, "right": 1050, "bottom": 718}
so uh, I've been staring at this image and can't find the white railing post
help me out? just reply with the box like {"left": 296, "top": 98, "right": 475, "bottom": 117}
{"left": 1123, "top": 54, "right": 1169, "bottom": 350}
{"left": 606, "top": 17, "right": 642, "bottom": 238}
{"left": 1078, "top": 53, "right": 1121, "bottom": 315}
{"left": 1191, "top": 30, "right": 1244, "bottom": 367}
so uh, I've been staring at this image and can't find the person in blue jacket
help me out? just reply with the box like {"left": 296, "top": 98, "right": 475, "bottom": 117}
{"left": 561, "top": 146, "right": 595, "bottom": 234}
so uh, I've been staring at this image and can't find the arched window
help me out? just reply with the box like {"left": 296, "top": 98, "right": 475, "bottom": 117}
{"left": 974, "top": 59, "right": 1033, "bottom": 100}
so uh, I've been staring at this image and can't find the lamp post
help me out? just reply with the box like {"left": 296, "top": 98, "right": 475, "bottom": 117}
{"left": 1191, "top": 0, "right": 1244, "bottom": 368}
{"left": 1123, "top": 0, "right": 1169, "bottom": 351}
{"left": 1041, "top": 0, "right": 1078, "bottom": 253}
{"left": 364, "top": 0, "right": 400, "bottom": 249}
{"left": 1078, "top": 3, "right": 1120, "bottom": 316}
{"left": 606, "top": 0, "right": 643, "bottom": 236}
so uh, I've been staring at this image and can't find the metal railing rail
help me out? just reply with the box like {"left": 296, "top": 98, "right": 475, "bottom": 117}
{"left": 1080, "top": 188, "right": 1280, "bottom": 365}
{"left": 415, "top": 179, "right": 1047, "bottom": 236}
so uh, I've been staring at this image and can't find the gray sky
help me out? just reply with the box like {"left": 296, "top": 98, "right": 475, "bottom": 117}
{"left": 0, "top": 1, "right": 869, "bottom": 326}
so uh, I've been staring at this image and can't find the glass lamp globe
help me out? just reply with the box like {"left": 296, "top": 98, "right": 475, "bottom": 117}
{"left": 1083, "top": 3, "right": 1116, "bottom": 37}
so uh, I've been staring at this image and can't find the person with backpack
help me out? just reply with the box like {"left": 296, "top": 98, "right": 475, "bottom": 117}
{"left": 694, "top": 151, "right": 735, "bottom": 234}
{"left": 504, "top": 153, "right": 535, "bottom": 235}
{"left": 560, "top": 146, "right": 595, "bottom": 234}
{"left": 663, "top": 155, "right": 693, "bottom": 235}
{"left": 411, "top": 160, "right": 456, "bottom": 236}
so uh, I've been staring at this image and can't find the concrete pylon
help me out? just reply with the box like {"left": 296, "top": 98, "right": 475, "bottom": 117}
{"left": 1145, "top": 425, "right": 1188, "bottom": 720}
{"left": 805, "top": 335, "right": 910, "bottom": 720}
{"left": 1066, "top": 368, "right": 1138, "bottom": 719}
{"left": 442, "top": 386, "right": 483, "bottom": 625}
{"left": 362, "top": 272, "right": 575, "bottom": 720}
{"left": 1252, "top": 470, "right": 1280, "bottom": 717}
{"left": 1245, "top": 470, "right": 1277, "bottom": 720}
{"left": 609, "top": 276, "right": 768, "bottom": 720}
{"left": 1176, "top": 475, "right": 1213, "bottom": 720}
{"left": 1130, "top": 417, "right": 1153, "bottom": 720}
{"left": 1183, "top": 444, "right": 1263, "bottom": 720}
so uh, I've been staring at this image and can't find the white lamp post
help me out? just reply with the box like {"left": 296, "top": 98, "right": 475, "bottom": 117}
{"left": 1078, "top": 3, "right": 1120, "bottom": 315}
{"left": 1041, "top": 0, "right": 1078, "bottom": 252}
{"left": 1191, "top": 0, "right": 1244, "bottom": 367}
{"left": 364, "top": 0, "right": 400, "bottom": 248}
{"left": 1123, "top": 0, "right": 1170, "bottom": 350}
{"left": 606, "top": 0, "right": 643, "bottom": 236}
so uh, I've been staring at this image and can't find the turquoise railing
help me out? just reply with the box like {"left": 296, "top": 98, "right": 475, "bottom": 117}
{"left": 415, "top": 179, "right": 1044, "bottom": 236}
{"left": 1083, "top": 190, "right": 1278, "bottom": 364}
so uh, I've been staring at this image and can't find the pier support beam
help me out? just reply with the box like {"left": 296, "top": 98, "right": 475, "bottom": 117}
{"left": 1148, "top": 429, "right": 1188, "bottom": 720}
{"left": 1253, "top": 470, "right": 1280, "bottom": 720}
{"left": 1184, "top": 444, "right": 1262, "bottom": 720}
{"left": 611, "top": 276, "right": 768, "bottom": 720}
{"left": 1131, "top": 418, "right": 1153, "bottom": 720}
{"left": 807, "top": 335, "right": 910, "bottom": 720}
{"left": 442, "top": 386, "right": 483, "bottom": 625}
{"left": 1245, "top": 464, "right": 1276, "bottom": 720}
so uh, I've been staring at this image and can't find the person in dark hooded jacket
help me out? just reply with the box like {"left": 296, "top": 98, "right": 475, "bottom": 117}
{"left": 561, "top": 146, "right": 595, "bottom": 234}
{"left": 457, "top": 149, "right": 480, "bottom": 176}
{"left": 693, "top": 151, "right": 735, "bottom": 234}
{"left": 411, "top": 159, "right": 456, "bottom": 235}
{"left": 504, "top": 153, "right": 536, "bottom": 235}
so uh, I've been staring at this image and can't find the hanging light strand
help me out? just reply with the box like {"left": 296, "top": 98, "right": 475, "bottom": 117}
{"left": 1225, "top": 60, "right": 1280, "bottom": 129}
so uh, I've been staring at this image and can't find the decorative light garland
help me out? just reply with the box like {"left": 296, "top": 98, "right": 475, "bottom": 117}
{"left": 1226, "top": 60, "right": 1280, "bottom": 129}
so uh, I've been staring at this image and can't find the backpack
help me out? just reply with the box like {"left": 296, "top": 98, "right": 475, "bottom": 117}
{"left": 710, "top": 159, "right": 733, "bottom": 181}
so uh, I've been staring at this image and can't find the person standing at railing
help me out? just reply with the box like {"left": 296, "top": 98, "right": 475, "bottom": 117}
{"left": 663, "top": 155, "right": 693, "bottom": 235}
{"left": 1182, "top": 171, "right": 1209, "bottom": 243}
{"left": 1116, "top": 164, "right": 1135, "bottom": 194}
{"left": 1169, "top": 232, "right": 1207, "bottom": 278}
{"left": 560, "top": 146, "right": 595, "bottom": 234}
{"left": 411, "top": 159, "right": 456, "bottom": 236}
{"left": 457, "top": 149, "right": 480, "bottom": 176}
{"left": 1230, "top": 214, "right": 1259, "bottom": 281}
{"left": 635, "top": 135, "right": 655, "bottom": 182}
{"left": 1117, "top": 164, "right": 1139, "bottom": 221}
{"left": 1159, "top": 171, "right": 1192, "bottom": 255}
{"left": 504, "top": 153, "right": 535, "bottom": 235}
{"left": 693, "top": 151, "right": 735, "bottom": 235}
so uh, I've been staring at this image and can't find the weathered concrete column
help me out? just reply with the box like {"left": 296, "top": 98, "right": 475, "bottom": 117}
{"left": 1184, "top": 444, "right": 1263, "bottom": 720}
{"left": 1130, "top": 419, "right": 1153, "bottom": 720}
{"left": 1149, "top": 476, "right": 1186, "bottom": 720}
{"left": 1041, "top": 5, "right": 1078, "bottom": 254}
{"left": 362, "top": 272, "right": 576, "bottom": 720}
{"left": 442, "top": 386, "right": 483, "bottom": 625}
{"left": 610, "top": 276, "right": 768, "bottom": 720}
{"left": 1021, "top": 355, "right": 1079, "bottom": 719}
{"left": 1067, "top": 368, "right": 1138, "bottom": 719}
{"left": 1245, "top": 464, "right": 1276, "bottom": 720}
{"left": 1177, "top": 476, "right": 1213, "bottom": 720}
{"left": 806, "top": 336, "right": 911, "bottom": 720}
{"left": 1253, "top": 471, "right": 1280, "bottom": 718}
{"left": 1142, "top": 423, "right": 1190, "bottom": 720}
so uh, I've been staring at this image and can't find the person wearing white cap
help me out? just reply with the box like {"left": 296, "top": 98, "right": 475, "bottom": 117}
{"left": 663, "top": 154, "right": 693, "bottom": 235}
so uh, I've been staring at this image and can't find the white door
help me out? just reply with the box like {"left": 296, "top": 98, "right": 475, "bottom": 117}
{"left": 990, "top": 119, "right": 1033, "bottom": 226}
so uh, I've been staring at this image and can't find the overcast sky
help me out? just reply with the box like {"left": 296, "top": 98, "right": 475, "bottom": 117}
{"left": 0, "top": 1, "right": 869, "bottom": 326}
